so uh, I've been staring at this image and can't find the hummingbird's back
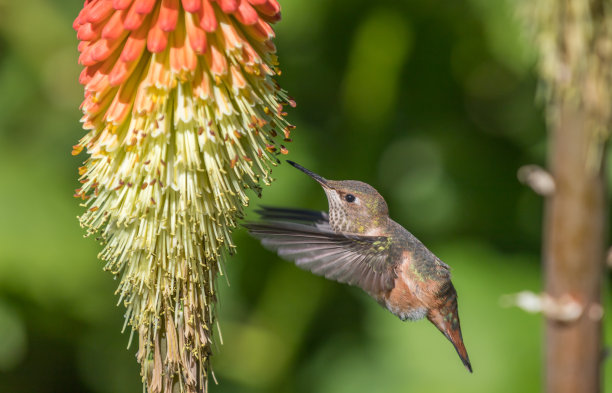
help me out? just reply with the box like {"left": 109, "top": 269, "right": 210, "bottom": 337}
{"left": 387, "top": 219, "right": 451, "bottom": 282}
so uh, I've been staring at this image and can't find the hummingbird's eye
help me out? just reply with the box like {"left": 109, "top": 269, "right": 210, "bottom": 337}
{"left": 345, "top": 194, "right": 356, "bottom": 203}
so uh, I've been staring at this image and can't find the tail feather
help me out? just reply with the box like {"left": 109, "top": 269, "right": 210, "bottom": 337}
{"left": 445, "top": 321, "right": 472, "bottom": 373}
{"left": 427, "top": 285, "right": 472, "bottom": 373}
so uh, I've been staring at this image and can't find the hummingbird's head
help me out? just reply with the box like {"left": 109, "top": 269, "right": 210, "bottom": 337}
{"left": 287, "top": 161, "right": 389, "bottom": 234}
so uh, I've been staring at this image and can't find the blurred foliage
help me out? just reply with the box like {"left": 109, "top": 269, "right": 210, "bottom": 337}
{"left": 0, "top": 0, "right": 610, "bottom": 392}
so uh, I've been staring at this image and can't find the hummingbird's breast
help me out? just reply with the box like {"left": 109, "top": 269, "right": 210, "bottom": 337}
{"left": 382, "top": 251, "right": 429, "bottom": 321}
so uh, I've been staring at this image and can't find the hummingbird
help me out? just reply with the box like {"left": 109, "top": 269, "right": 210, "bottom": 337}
{"left": 244, "top": 161, "right": 472, "bottom": 372}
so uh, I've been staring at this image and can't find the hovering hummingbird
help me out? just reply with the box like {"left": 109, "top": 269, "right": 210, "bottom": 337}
{"left": 245, "top": 161, "right": 472, "bottom": 372}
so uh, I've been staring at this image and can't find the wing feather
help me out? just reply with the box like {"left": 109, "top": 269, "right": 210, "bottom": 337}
{"left": 244, "top": 208, "right": 397, "bottom": 295}
{"left": 256, "top": 206, "right": 329, "bottom": 223}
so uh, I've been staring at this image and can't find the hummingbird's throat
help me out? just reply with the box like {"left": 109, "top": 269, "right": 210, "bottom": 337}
{"left": 325, "top": 190, "right": 378, "bottom": 234}
{"left": 325, "top": 190, "right": 354, "bottom": 232}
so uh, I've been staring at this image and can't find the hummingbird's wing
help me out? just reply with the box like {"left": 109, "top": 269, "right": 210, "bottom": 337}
{"left": 255, "top": 206, "right": 330, "bottom": 226}
{"left": 255, "top": 206, "right": 333, "bottom": 232}
{"left": 245, "top": 210, "right": 396, "bottom": 295}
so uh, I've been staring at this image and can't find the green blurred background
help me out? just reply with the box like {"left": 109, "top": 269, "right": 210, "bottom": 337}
{"left": 0, "top": 0, "right": 610, "bottom": 392}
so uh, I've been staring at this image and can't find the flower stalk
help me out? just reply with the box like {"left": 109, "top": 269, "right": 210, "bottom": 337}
{"left": 72, "top": 1, "right": 293, "bottom": 391}
{"left": 518, "top": 1, "right": 611, "bottom": 392}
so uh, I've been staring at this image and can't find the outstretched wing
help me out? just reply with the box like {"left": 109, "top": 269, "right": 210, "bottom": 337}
{"left": 255, "top": 206, "right": 329, "bottom": 224}
{"left": 244, "top": 207, "right": 397, "bottom": 295}
{"left": 254, "top": 206, "right": 332, "bottom": 231}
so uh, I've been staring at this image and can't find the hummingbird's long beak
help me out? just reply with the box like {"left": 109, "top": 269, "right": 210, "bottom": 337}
{"left": 287, "top": 160, "right": 329, "bottom": 188}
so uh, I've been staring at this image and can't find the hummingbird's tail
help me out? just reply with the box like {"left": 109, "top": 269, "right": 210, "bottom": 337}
{"left": 427, "top": 284, "right": 472, "bottom": 373}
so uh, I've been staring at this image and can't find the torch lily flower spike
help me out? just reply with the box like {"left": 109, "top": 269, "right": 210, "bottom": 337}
{"left": 73, "top": 0, "right": 294, "bottom": 392}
